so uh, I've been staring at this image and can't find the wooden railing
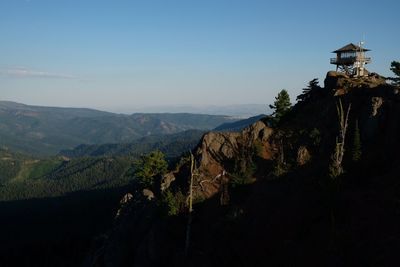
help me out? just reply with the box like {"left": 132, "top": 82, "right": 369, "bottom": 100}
{"left": 330, "top": 57, "right": 371, "bottom": 64}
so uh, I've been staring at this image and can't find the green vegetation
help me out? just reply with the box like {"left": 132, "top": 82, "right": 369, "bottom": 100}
{"left": 296, "top": 78, "right": 321, "bottom": 102}
{"left": 230, "top": 144, "right": 257, "bottom": 187}
{"left": 60, "top": 129, "right": 204, "bottom": 159}
{"left": 0, "top": 154, "right": 134, "bottom": 201}
{"left": 269, "top": 89, "right": 292, "bottom": 125}
{"left": 0, "top": 130, "right": 200, "bottom": 202}
{"left": 230, "top": 164, "right": 255, "bottom": 187}
{"left": 134, "top": 151, "right": 168, "bottom": 188}
{"left": 26, "top": 159, "right": 63, "bottom": 180}
{"left": 0, "top": 149, "right": 25, "bottom": 183}
{"left": 0, "top": 101, "right": 236, "bottom": 156}
{"left": 389, "top": 61, "right": 400, "bottom": 86}
{"left": 160, "top": 189, "right": 185, "bottom": 216}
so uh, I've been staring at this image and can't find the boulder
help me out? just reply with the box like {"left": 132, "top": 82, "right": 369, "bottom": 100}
{"left": 142, "top": 189, "right": 155, "bottom": 200}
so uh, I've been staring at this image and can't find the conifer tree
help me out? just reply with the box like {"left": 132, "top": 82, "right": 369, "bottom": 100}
{"left": 389, "top": 61, "right": 400, "bottom": 86}
{"left": 269, "top": 89, "right": 292, "bottom": 124}
{"left": 296, "top": 78, "right": 321, "bottom": 102}
{"left": 134, "top": 151, "right": 168, "bottom": 188}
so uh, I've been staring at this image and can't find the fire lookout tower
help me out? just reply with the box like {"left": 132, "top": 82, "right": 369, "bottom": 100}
{"left": 330, "top": 42, "right": 371, "bottom": 77}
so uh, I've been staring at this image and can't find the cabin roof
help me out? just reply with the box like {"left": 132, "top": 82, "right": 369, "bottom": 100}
{"left": 332, "top": 43, "right": 370, "bottom": 53}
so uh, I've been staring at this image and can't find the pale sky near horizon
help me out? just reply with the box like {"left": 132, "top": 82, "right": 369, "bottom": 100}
{"left": 1, "top": 0, "right": 399, "bottom": 112}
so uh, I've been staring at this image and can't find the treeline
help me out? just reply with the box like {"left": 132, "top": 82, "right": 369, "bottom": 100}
{"left": 59, "top": 129, "right": 204, "bottom": 159}
{"left": 0, "top": 156, "right": 134, "bottom": 201}
{"left": 0, "top": 129, "right": 204, "bottom": 201}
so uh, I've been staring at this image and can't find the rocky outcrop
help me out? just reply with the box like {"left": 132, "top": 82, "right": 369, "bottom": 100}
{"left": 166, "top": 120, "right": 274, "bottom": 200}
{"left": 296, "top": 146, "right": 311, "bottom": 166}
{"left": 320, "top": 71, "right": 400, "bottom": 146}
{"left": 86, "top": 70, "right": 400, "bottom": 267}
{"left": 325, "top": 71, "right": 387, "bottom": 93}
{"left": 371, "top": 96, "right": 384, "bottom": 117}
{"left": 85, "top": 119, "right": 274, "bottom": 267}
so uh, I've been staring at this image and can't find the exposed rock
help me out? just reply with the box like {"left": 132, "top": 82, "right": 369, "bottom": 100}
{"left": 371, "top": 97, "right": 384, "bottom": 117}
{"left": 199, "top": 121, "right": 273, "bottom": 196}
{"left": 166, "top": 120, "right": 274, "bottom": 200}
{"left": 325, "top": 71, "right": 386, "bottom": 92}
{"left": 120, "top": 193, "right": 134, "bottom": 204}
{"left": 142, "top": 189, "right": 155, "bottom": 200}
{"left": 296, "top": 146, "right": 311, "bottom": 166}
{"left": 325, "top": 71, "right": 349, "bottom": 90}
{"left": 161, "top": 173, "right": 175, "bottom": 192}
{"left": 334, "top": 88, "right": 346, "bottom": 96}
{"left": 85, "top": 70, "right": 400, "bottom": 267}
{"left": 326, "top": 70, "right": 349, "bottom": 78}
{"left": 115, "top": 193, "right": 134, "bottom": 219}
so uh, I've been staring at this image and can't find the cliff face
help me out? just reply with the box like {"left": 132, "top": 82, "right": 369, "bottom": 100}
{"left": 87, "top": 71, "right": 400, "bottom": 267}
{"left": 84, "top": 121, "right": 275, "bottom": 267}
{"left": 323, "top": 71, "right": 400, "bottom": 157}
{"left": 188, "top": 120, "right": 274, "bottom": 199}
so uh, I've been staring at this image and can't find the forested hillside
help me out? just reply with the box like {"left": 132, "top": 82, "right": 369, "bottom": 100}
{"left": 0, "top": 127, "right": 204, "bottom": 201}
{"left": 0, "top": 101, "right": 235, "bottom": 155}
{"left": 59, "top": 129, "right": 204, "bottom": 158}
{"left": 213, "top": 114, "right": 266, "bottom": 132}
{"left": 0, "top": 154, "right": 133, "bottom": 201}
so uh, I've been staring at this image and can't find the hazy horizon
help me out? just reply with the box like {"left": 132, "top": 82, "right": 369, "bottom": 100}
{"left": 86, "top": 103, "right": 270, "bottom": 117}
{"left": 1, "top": 0, "right": 399, "bottom": 109}
{"left": 0, "top": 99, "right": 269, "bottom": 117}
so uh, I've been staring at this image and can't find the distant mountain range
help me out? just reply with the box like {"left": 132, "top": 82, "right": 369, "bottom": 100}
{"left": 214, "top": 114, "right": 267, "bottom": 132}
{"left": 0, "top": 117, "right": 267, "bottom": 202}
{"left": 59, "top": 115, "right": 270, "bottom": 158}
{"left": 0, "top": 101, "right": 237, "bottom": 156}
{"left": 59, "top": 129, "right": 205, "bottom": 159}
{"left": 109, "top": 104, "right": 270, "bottom": 117}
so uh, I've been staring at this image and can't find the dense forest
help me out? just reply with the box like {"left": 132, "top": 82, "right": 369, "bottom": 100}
{"left": 0, "top": 128, "right": 204, "bottom": 266}
{"left": 59, "top": 129, "right": 205, "bottom": 159}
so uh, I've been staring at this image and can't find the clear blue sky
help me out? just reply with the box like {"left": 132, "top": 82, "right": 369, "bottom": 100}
{"left": 1, "top": 0, "right": 399, "bottom": 112}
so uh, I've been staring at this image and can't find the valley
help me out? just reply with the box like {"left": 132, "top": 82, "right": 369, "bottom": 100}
{"left": 0, "top": 101, "right": 237, "bottom": 156}
{"left": 1, "top": 1, "right": 399, "bottom": 266}
{"left": 0, "top": 104, "right": 250, "bottom": 266}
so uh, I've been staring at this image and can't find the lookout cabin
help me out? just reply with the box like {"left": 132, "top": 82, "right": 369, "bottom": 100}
{"left": 330, "top": 42, "right": 371, "bottom": 77}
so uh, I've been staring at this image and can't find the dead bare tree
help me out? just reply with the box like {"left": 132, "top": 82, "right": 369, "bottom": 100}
{"left": 330, "top": 99, "right": 351, "bottom": 178}
{"left": 185, "top": 151, "right": 195, "bottom": 257}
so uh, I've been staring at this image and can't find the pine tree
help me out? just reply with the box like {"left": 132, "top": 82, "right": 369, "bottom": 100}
{"left": 296, "top": 78, "right": 321, "bottom": 102}
{"left": 134, "top": 150, "right": 168, "bottom": 188}
{"left": 269, "top": 89, "right": 292, "bottom": 124}
{"left": 389, "top": 61, "right": 400, "bottom": 86}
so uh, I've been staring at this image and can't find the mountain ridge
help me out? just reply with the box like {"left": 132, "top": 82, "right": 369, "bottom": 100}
{"left": 0, "top": 101, "right": 237, "bottom": 156}
{"left": 87, "top": 71, "right": 400, "bottom": 266}
{"left": 58, "top": 129, "right": 205, "bottom": 159}
{"left": 213, "top": 114, "right": 267, "bottom": 132}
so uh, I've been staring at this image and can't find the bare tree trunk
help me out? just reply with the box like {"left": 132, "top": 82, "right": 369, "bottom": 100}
{"left": 330, "top": 99, "right": 351, "bottom": 178}
{"left": 185, "top": 152, "right": 195, "bottom": 257}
